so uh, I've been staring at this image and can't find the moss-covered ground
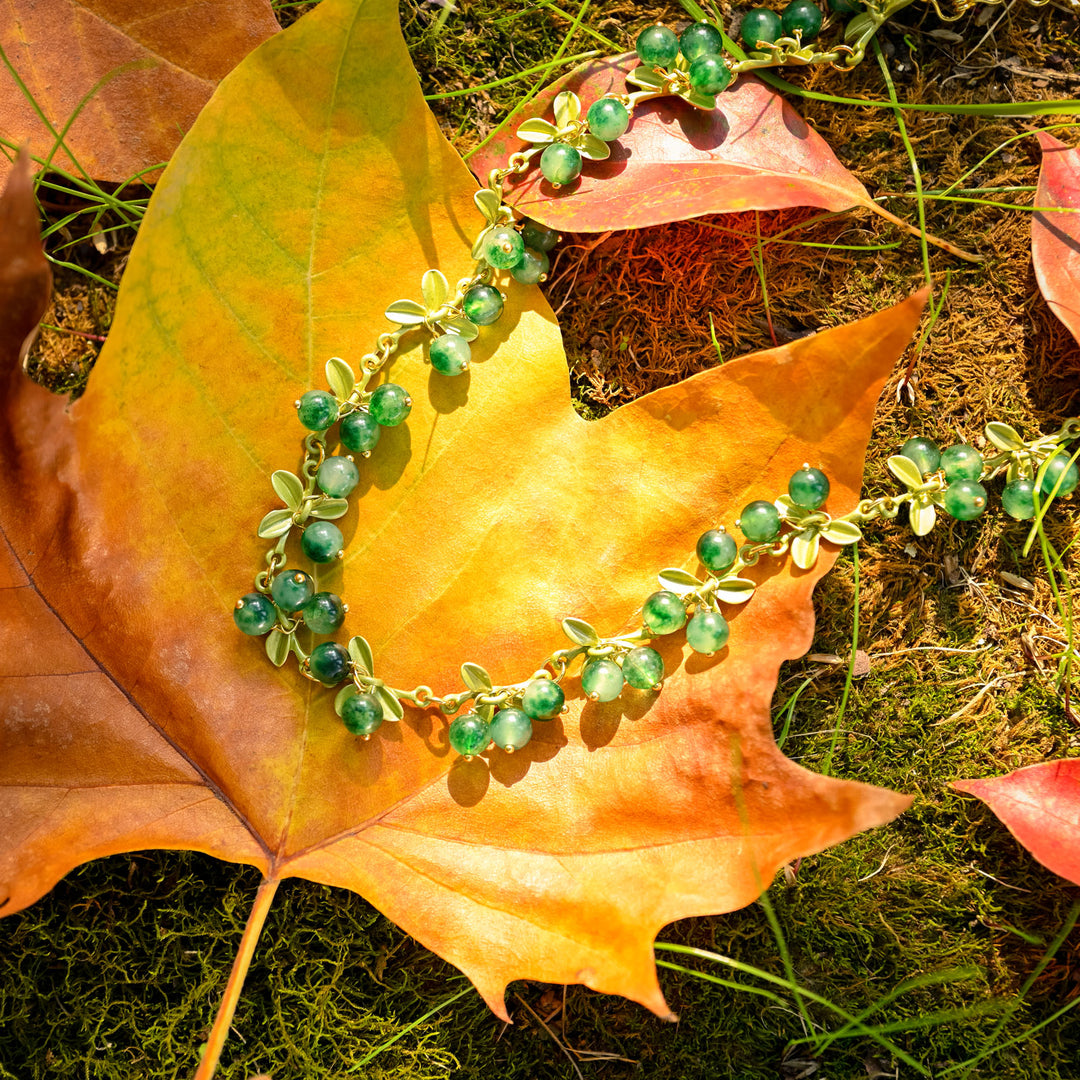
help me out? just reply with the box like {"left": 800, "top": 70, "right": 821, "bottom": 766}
{"left": 3, "top": 0, "right": 1079, "bottom": 1077}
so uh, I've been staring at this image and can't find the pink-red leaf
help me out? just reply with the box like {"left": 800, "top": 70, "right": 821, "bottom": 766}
{"left": 1032, "top": 132, "right": 1080, "bottom": 347}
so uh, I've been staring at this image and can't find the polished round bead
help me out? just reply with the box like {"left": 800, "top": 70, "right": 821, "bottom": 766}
{"left": 740, "top": 500, "right": 781, "bottom": 542}
{"left": 828, "top": 0, "right": 863, "bottom": 12}
{"left": 483, "top": 226, "right": 525, "bottom": 269}
{"left": 688, "top": 54, "right": 731, "bottom": 95}
{"left": 270, "top": 569, "right": 314, "bottom": 612}
{"left": 680, "top": 21, "right": 723, "bottom": 61}
{"left": 302, "top": 591, "right": 346, "bottom": 634}
{"left": 340, "top": 409, "right": 380, "bottom": 454}
{"left": 1001, "top": 479, "right": 1037, "bottom": 520}
{"left": 687, "top": 610, "right": 730, "bottom": 654}
{"left": 301, "top": 521, "right": 344, "bottom": 563}
{"left": 233, "top": 592, "right": 276, "bottom": 636}
{"left": 943, "top": 480, "right": 988, "bottom": 521}
{"left": 622, "top": 646, "right": 664, "bottom": 690}
{"left": 449, "top": 712, "right": 491, "bottom": 757}
{"left": 309, "top": 641, "right": 350, "bottom": 684}
{"left": 781, "top": 0, "right": 824, "bottom": 38}
{"left": 740, "top": 7, "right": 783, "bottom": 47}
{"left": 489, "top": 707, "right": 533, "bottom": 751}
{"left": 520, "top": 219, "right": 559, "bottom": 252}
{"left": 342, "top": 692, "right": 384, "bottom": 736}
{"left": 900, "top": 436, "right": 941, "bottom": 476}
{"left": 540, "top": 142, "right": 582, "bottom": 187}
{"left": 1041, "top": 454, "right": 1079, "bottom": 497}
{"left": 316, "top": 456, "right": 359, "bottom": 497}
{"left": 642, "top": 590, "right": 687, "bottom": 635}
{"left": 696, "top": 529, "right": 738, "bottom": 574}
{"left": 587, "top": 98, "right": 630, "bottom": 141}
{"left": 369, "top": 383, "right": 411, "bottom": 426}
{"left": 463, "top": 285, "right": 504, "bottom": 326}
{"left": 430, "top": 333, "right": 471, "bottom": 376}
{"left": 510, "top": 247, "right": 550, "bottom": 286}
{"left": 940, "top": 444, "right": 983, "bottom": 483}
{"left": 788, "top": 467, "right": 830, "bottom": 509}
{"left": 297, "top": 389, "right": 338, "bottom": 431}
{"left": 582, "top": 658, "right": 624, "bottom": 702}
{"left": 521, "top": 678, "right": 564, "bottom": 720}
{"left": 635, "top": 24, "right": 680, "bottom": 67}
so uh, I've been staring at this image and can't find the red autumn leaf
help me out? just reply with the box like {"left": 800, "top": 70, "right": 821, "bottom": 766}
{"left": 0, "top": 0, "right": 279, "bottom": 183}
{"left": 1032, "top": 132, "right": 1080, "bottom": 348}
{"left": 953, "top": 760, "right": 1080, "bottom": 887}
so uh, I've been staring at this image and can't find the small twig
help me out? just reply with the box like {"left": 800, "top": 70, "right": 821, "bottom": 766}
{"left": 514, "top": 993, "right": 585, "bottom": 1080}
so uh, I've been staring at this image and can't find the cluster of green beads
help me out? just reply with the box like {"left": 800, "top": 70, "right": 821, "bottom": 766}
{"left": 538, "top": 103, "right": 630, "bottom": 187}
{"left": 740, "top": 0, "right": 863, "bottom": 50}
{"left": 635, "top": 22, "right": 733, "bottom": 99}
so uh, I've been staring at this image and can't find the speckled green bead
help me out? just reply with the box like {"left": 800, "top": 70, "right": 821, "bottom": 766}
{"left": 622, "top": 646, "right": 664, "bottom": 690}
{"left": 642, "top": 590, "right": 687, "bottom": 635}
{"left": 582, "top": 658, "right": 624, "bottom": 702}
{"left": 587, "top": 98, "right": 630, "bottom": 142}
{"left": 788, "top": 466, "right": 830, "bottom": 509}
{"left": 696, "top": 528, "right": 737, "bottom": 574}
{"left": 342, "top": 692, "right": 384, "bottom": 736}
{"left": 369, "top": 383, "right": 411, "bottom": 426}
{"left": 688, "top": 54, "right": 731, "bottom": 95}
{"left": 781, "top": 0, "right": 823, "bottom": 38}
{"left": 271, "top": 569, "right": 314, "bottom": 612}
{"left": 739, "top": 500, "right": 781, "bottom": 542}
{"left": 1041, "top": 454, "right": 1079, "bottom": 497}
{"left": 540, "top": 142, "right": 582, "bottom": 187}
{"left": 510, "top": 248, "right": 550, "bottom": 286}
{"left": 740, "top": 7, "right": 783, "bottom": 47}
{"left": 297, "top": 390, "right": 338, "bottom": 431}
{"left": 680, "top": 21, "right": 723, "bottom": 61}
{"left": 1002, "top": 479, "right": 1037, "bottom": 520}
{"left": 483, "top": 226, "right": 525, "bottom": 269}
{"left": 635, "top": 24, "right": 679, "bottom": 67}
{"left": 449, "top": 712, "right": 491, "bottom": 757}
{"left": 521, "top": 678, "right": 564, "bottom": 720}
{"left": 687, "top": 610, "right": 729, "bottom": 654}
{"left": 489, "top": 707, "right": 533, "bottom": 751}
{"left": 302, "top": 591, "right": 346, "bottom": 634}
{"left": 233, "top": 592, "right": 276, "bottom": 635}
{"left": 340, "top": 409, "right": 380, "bottom": 454}
{"left": 301, "top": 521, "right": 343, "bottom": 563}
{"left": 430, "top": 333, "right": 471, "bottom": 376}
{"left": 943, "top": 480, "right": 988, "bottom": 521}
{"left": 520, "top": 220, "right": 559, "bottom": 252}
{"left": 316, "top": 456, "right": 359, "bottom": 497}
{"left": 940, "top": 444, "right": 983, "bottom": 483}
{"left": 901, "top": 436, "right": 941, "bottom": 475}
{"left": 462, "top": 285, "right": 504, "bottom": 326}
{"left": 309, "top": 641, "right": 350, "bottom": 685}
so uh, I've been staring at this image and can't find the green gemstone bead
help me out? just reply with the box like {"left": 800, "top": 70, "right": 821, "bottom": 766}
{"left": 316, "top": 456, "right": 359, "bottom": 497}
{"left": 510, "top": 247, "right": 550, "bottom": 286}
{"left": 340, "top": 409, "right": 380, "bottom": 454}
{"left": 739, "top": 500, "right": 781, "bottom": 542}
{"left": 582, "top": 658, "right": 624, "bottom": 702}
{"left": 587, "top": 98, "right": 630, "bottom": 142}
{"left": 540, "top": 142, "right": 582, "bottom": 187}
{"left": 901, "top": 436, "right": 941, "bottom": 475}
{"left": 233, "top": 592, "right": 276, "bottom": 635}
{"left": 521, "top": 678, "right": 564, "bottom": 720}
{"left": 635, "top": 24, "right": 679, "bottom": 67}
{"left": 297, "top": 389, "right": 338, "bottom": 431}
{"left": 520, "top": 219, "right": 559, "bottom": 252}
{"left": 680, "top": 21, "right": 723, "bottom": 61}
{"left": 342, "top": 691, "right": 384, "bottom": 736}
{"left": 489, "top": 707, "right": 533, "bottom": 751}
{"left": 302, "top": 521, "right": 343, "bottom": 563}
{"left": 943, "top": 480, "right": 988, "bottom": 521}
{"left": 687, "top": 610, "right": 729, "bottom": 654}
{"left": 688, "top": 54, "right": 731, "bottom": 95}
{"left": 449, "top": 712, "right": 491, "bottom": 757}
{"left": 309, "top": 641, "right": 350, "bottom": 684}
{"left": 940, "top": 444, "right": 983, "bottom": 482}
{"left": 430, "top": 333, "right": 471, "bottom": 376}
{"left": 828, "top": 0, "right": 863, "bottom": 12}
{"left": 462, "top": 285, "right": 504, "bottom": 326}
{"left": 270, "top": 569, "right": 314, "bottom": 612}
{"left": 696, "top": 528, "right": 737, "bottom": 574}
{"left": 369, "top": 383, "right": 412, "bottom": 426}
{"left": 1002, "top": 479, "right": 1037, "bottom": 520}
{"left": 788, "top": 467, "right": 830, "bottom": 509}
{"left": 781, "top": 0, "right": 823, "bottom": 38}
{"left": 1041, "top": 454, "right": 1079, "bottom": 497}
{"left": 302, "top": 591, "right": 346, "bottom": 634}
{"left": 483, "top": 226, "right": 525, "bottom": 270}
{"left": 642, "top": 590, "right": 687, "bottom": 635}
{"left": 740, "top": 7, "right": 783, "bottom": 47}
{"left": 622, "top": 646, "right": 664, "bottom": 690}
